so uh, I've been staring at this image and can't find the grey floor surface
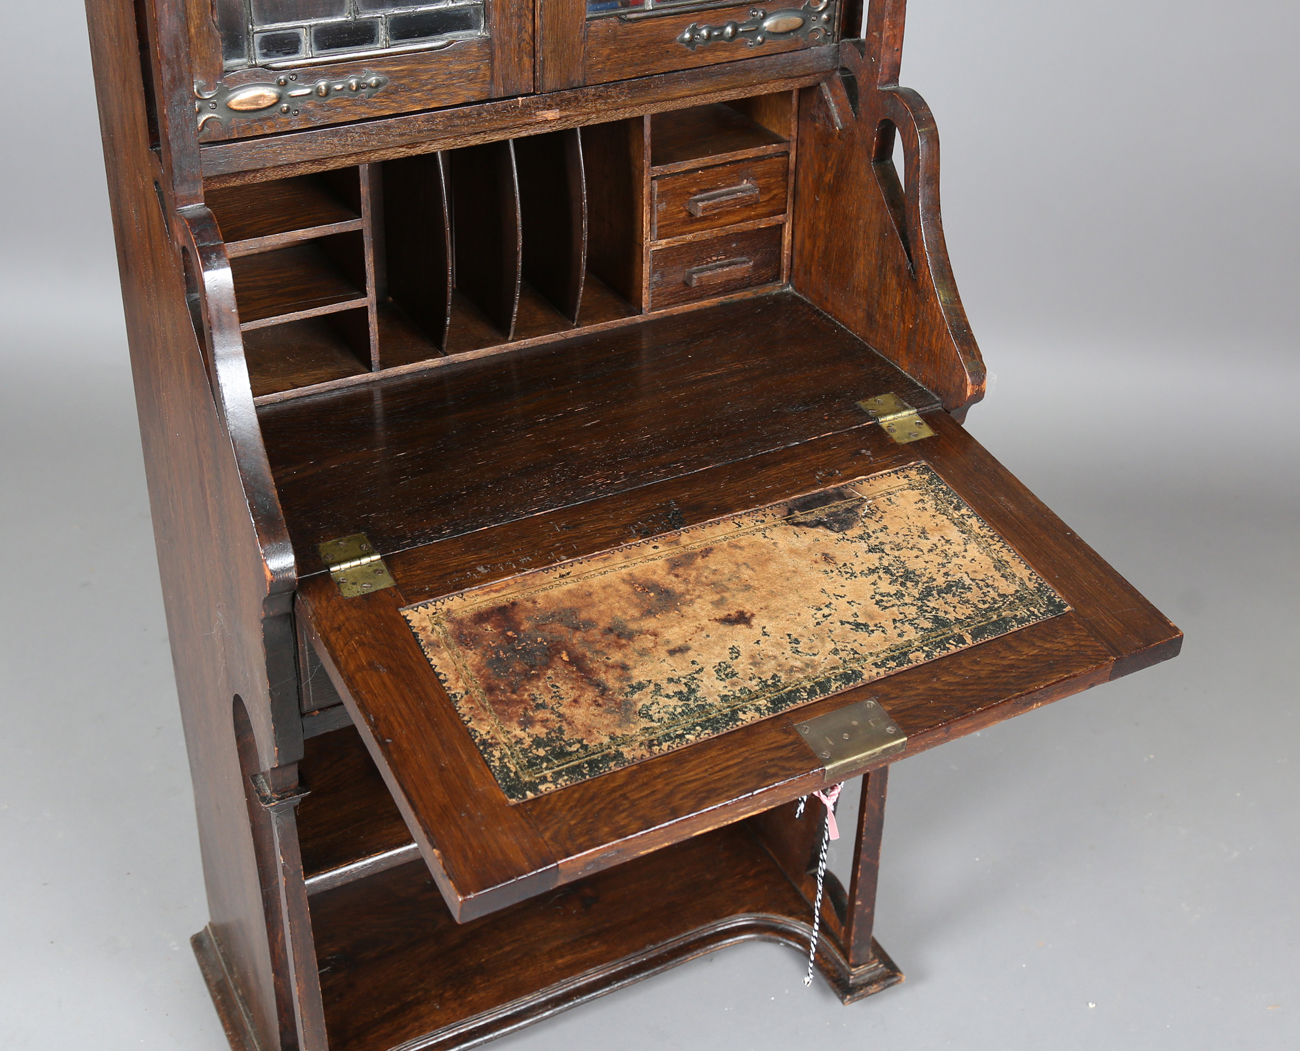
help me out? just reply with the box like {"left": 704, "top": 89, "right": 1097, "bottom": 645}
{"left": 2, "top": 1, "right": 1297, "bottom": 1049}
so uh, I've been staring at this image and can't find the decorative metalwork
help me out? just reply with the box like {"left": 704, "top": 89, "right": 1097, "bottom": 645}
{"left": 676, "top": 0, "right": 832, "bottom": 50}
{"left": 196, "top": 70, "right": 390, "bottom": 130}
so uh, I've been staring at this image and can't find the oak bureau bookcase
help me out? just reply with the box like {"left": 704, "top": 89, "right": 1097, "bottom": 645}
{"left": 84, "top": 0, "right": 1182, "bottom": 1048}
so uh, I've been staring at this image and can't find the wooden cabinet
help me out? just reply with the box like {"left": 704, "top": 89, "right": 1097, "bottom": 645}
{"left": 180, "top": 0, "right": 842, "bottom": 141}
{"left": 86, "top": 1, "right": 1179, "bottom": 1050}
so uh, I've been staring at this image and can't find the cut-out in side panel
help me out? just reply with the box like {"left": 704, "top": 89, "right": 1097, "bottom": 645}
{"left": 448, "top": 140, "right": 522, "bottom": 341}
{"left": 381, "top": 152, "right": 453, "bottom": 355}
{"left": 871, "top": 119, "right": 912, "bottom": 270}
{"left": 516, "top": 128, "right": 588, "bottom": 325}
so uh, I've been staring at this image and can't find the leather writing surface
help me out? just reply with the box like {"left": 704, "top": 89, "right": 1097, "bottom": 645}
{"left": 403, "top": 463, "right": 1068, "bottom": 800}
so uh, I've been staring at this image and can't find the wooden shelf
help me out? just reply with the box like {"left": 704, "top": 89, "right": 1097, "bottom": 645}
{"left": 308, "top": 824, "right": 889, "bottom": 1051}
{"left": 650, "top": 102, "right": 789, "bottom": 173}
{"left": 209, "top": 172, "right": 363, "bottom": 257}
{"left": 242, "top": 312, "right": 371, "bottom": 399}
{"left": 298, "top": 725, "right": 417, "bottom": 894}
{"left": 231, "top": 239, "right": 369, "bottom": 329}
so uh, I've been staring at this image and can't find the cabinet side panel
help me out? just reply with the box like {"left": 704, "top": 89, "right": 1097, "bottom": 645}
{"left": 84, "top": 1, "right": 291, "bottom": 1046}
{"left": 791, "top": 62, "right": 985, "bottom": 415}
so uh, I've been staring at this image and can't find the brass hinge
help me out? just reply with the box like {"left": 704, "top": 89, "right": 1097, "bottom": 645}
{"left": 794, "top": 698, "right": 907, "bottom": 779}
{"left": 857, "top": 393, "right": 936, "bottom": 444}
{"left": 319, "top": 533, "right": 396, "bottom": 598}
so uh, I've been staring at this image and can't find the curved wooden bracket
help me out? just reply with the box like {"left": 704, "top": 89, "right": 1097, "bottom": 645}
{"left": 178, "top": 205, "right": 302, "bottom": 769}
{"left": 790, "top": 2, "right": 985, "bottom": 417}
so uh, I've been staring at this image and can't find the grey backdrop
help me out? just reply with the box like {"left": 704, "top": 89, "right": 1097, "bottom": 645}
{"left": 2, "top": 2, "right": 1296, "bottom": 1049}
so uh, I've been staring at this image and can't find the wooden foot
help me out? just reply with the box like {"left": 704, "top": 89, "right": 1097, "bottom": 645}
{"left": 192, "top": 926, "right": 264, "bottom": 1051}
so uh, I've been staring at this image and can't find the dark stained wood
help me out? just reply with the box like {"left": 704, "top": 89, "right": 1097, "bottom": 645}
{"left": 252, "top": 284, "right": 786, "bottom": 404}
{"left": 255, "top": 292, "right": 938, "bottom": 573}
{"left": 914, "top": 412, "right": 1183, "bottom": 671}
{"left": 196, "top": 41, "right": 499, "bottom": 143}
{"left": 192, "top": 927, "right": 261, "bottom": 1051}
{"left": 490, "top": 0, "right": 539, "bottom": 98}
{"left": 538, "top": 0, "right": 588, "bottom": 92}
{"left": 358, "top": 163, "right": 384, "bottom": 368}
{"left": 652, "top": 153, "right": 789, "bottom": 240}
{"left": 293, "top": 400, "right": 1177, "bottom": 915}
{"left": 516, "top": 128, "right": 588, "bottom": 323}
{"left": 443, "top": 291, "right": 517, "bottom": 355}
{"left": 209, "top": 172, "right": 363, "bottom": 257}
{"left": 583, "top": 116, "right": 647, "bottom": 308}
{"left": 845, "top": 767, "right": 888, "bottom": 967}
{"left": 584, "top": 3, "right": 824, "bottom": 86}
{"left": 381, "top": 152, "right": 454, "bottom": 352}
{"left": 647, "top": 222, "right": 783, "bottom": 307}
{"left": 791, "top": 35, "right": 986, "bottom": 415}
{"left": 745, "top": 797, "right": 823, "bottom": 888}
{"left": 302, "top": 582, "right": 560, "bottom": 922}
{"left": 91, "top": 0, "right": 1183, "bottom": 1046}
{"left": 449, "top": 140, "right": 523, "bottom": 340}
{"left": 310, "top": 828, "right": 899, "bottom": 1051}
{"left": 242, "top": 311, "right": 370, "bottom": 397}
{"left": 296, "top": 609, "right": 345, "bottom": 717}
{"left": 371, "top": 302, "right": 445, "bottom": 370}
{"left": 231, "top": 237, "right": 368, "bottom": 328}
{"left": 199, "top": 50, "right": 838, "bottom": 183}
{"left": 576, "top": 270, "right": 638, "bottom": 326}
{"left": 297, "top": 726, "right": 415, "bottom": 886}
{"left": 234, "top": 700, "right": 327, "bottom": 1051}
{"left": 511, "top": 282, "right": 577, "bottom": 342}
{"left": 87, "top": 4, "right": 303, "bottom": 1048}
{"left": 650, "top": 101, "right": 789, "bottom": 170}
{"left": 728, "top": 88, "right": 798, "bottom": 140}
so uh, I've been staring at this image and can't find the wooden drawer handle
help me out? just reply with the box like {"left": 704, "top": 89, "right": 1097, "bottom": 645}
{"left": 686, "top": 182, "right": 761, "bottom": 217}
{"left": 684, "top": 257, "right": 753, "bottom": 287}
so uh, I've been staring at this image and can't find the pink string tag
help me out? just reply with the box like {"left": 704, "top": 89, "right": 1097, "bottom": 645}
{"left": 811, "top": 784, "right": 842, "bottom": 841}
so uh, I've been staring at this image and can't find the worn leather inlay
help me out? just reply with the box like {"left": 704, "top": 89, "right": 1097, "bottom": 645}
{"left": 402, "top": 464, "right": 1069, "bottom": 801}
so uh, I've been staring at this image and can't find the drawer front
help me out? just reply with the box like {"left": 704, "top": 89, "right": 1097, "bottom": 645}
{"left": 653, "top": 154, "right": 789, "bottom": 240}
{"left": 580, "top": 2, "right": 839, "bottom": 87}
{"left": 649, "top": 225, "right": 783, "bottom": 309}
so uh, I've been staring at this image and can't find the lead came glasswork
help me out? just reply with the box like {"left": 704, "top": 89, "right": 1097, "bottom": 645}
{"left": 216, "top": 0, "right": 488, "bottom": 70}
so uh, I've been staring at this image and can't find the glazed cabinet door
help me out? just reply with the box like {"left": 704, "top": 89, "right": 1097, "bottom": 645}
{"left": 189, "top": 0, "right": 533, "bottom": 140}
{"left": 538, "top": 0, "right": 844, "bottom": 91}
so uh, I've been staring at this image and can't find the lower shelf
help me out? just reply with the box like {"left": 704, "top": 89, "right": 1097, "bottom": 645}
{"left": 302, "top": 823, "right": 902, "bottom": 1051}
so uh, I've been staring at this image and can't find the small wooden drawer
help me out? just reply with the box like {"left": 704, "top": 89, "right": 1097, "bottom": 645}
{"left": 649, "top": 225, "right": 783, "bottom": 309}
{"left": 652, "top": 154, "right": 789, "bottom": 240}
